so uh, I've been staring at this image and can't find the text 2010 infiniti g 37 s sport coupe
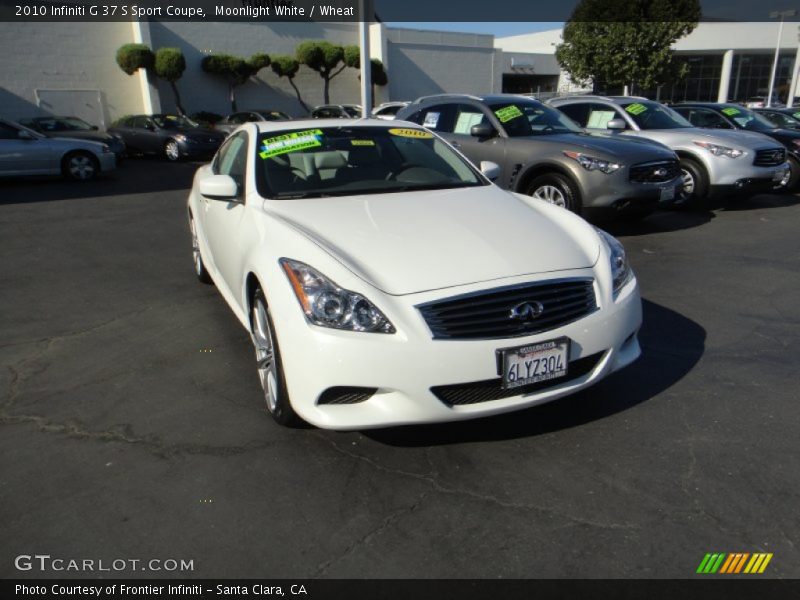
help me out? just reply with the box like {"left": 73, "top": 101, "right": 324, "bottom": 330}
{"left": 187, "top": 119, "right": 642, "bottom": 430}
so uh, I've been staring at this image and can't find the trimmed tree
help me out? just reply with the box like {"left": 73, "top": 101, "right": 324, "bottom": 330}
{"left": 154, "top": 47, "right": 187, "bottom": 116}
{"left": 345, "top": 46, "right": 389, "bottom": 101}
{"left": 115, "top": 43, "right": 154, "bottom": 75}
{"left": 555, "top": 0, "right": 701, "bottom": 93}
{"left": 201, "top": 53, "right": 271, "bottom": 112}
{"left": 296, "top": 40, "right": 352, "bottom": 104}
{"left": 270, "top": 55, "right": 309, "bottom": 113}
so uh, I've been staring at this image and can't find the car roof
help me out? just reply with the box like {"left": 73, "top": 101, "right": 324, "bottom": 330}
{"left": 253, "top": 118, "right": 414, "bottom": 133}
{"left": 550, "top": 95, "right": 649, "bottom": 104}
{"left": 674, "top": 102, "right": 740, "bottom": 108}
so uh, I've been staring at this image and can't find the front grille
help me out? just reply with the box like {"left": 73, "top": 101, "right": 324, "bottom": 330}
{"left": 753, "top": 147, "right": 786, "bottom": 166}
{"left": 629, "top": 159, "right": 680, "bottom": 183}
{"left": 317, "top": 386, "right": 377, "bottom": 405}
{"left": 417, "top": 279, "right": 597, "bottom": 341}
{"left": 431, "top": 352, "right": 604, "bottom": 406}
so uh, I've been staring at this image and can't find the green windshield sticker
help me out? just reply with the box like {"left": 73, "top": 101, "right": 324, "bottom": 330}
{"left": 625, "top": 103, "right": 647, "bottom": 115}
{"left": 793, "top": 112, "right": 800, "bottom": 119}
{"left": 721, "top": 107, "right": 741, "bottom": 116}
{"left": 494, "top": 105, "right": 523, "bottom": 123}
{"left": 259, "top": 129, "right": 322, "bottom": 159}
{"left": 351, "top": 139, "right": 375, "bottom": 146}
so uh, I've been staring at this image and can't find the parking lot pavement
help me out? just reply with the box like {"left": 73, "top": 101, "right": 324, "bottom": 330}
{"left": 1, "top": 161, "right": 799, "bottom": 579}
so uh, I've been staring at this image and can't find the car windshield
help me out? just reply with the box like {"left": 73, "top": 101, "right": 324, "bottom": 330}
{"left": 255, "top": 126, "right": 486, "bottom": 199}
{"left": 343, "top": 106, "right": 362, "bottom": 117}
{"left": 259, "top": 111, "right": 290, "bottom": 121}
{"left": 33, "top": 117, "right": 94, "bottom": 132}
{"left": 719, "top": 106, "right": 776, "bottom": 131}
{"left": 153, "top": 115, "right": 199, "bottom": 129}
{"left": 619, "top": 101, "right": 693, "bottom": 129}
{"left": 488, "top": 101, "right": 582, "bottom": 136}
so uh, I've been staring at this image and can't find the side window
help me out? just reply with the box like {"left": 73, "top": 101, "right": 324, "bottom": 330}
{"left": 228, "top": 113, "right": 245, "bottom": 124}
{"left": 452, "top": 104, "right": 489, "bottom": 135}
{"left": 133, "top": 117, "right": 152, "bottom": 130}
{"left": 684, "top": 108, "right": 732, "bottom": 129}
{"left": 215, "top": 132, "right": 249, "bottom": 196}
{"left": 417, "top": 104, "right": 456, "bottom": 132}
{"left": 558, "top": 103, "right": 589, "bottom": 127}
{"left": 586, "top": 104, "right": 621, "bottom": 129}
{"left": 0, "top": 123, "right": 20, "bottom": 139}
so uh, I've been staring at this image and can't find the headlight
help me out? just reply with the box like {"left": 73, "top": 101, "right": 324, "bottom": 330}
{"left": 173, "top": 134, "right": 188, "bottom": 143}
{"left": 280, "top": 259, "right": 395, "bottom": 333}
{"left": 595, "top": 228, "right": 633, "bottom": 298}
{"left": 563, "top": 151, "right": 621, "bottom": 174}
{"left": 693, "top": 140, "right": 743, "bottom": 158}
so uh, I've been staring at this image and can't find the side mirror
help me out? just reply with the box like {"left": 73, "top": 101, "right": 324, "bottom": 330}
{"left": 90, "top": 125, "right": 99, "bottom": 131}
{"left": 17, "top": 129, "right": 36, "bottom": 140}
{"left": 480, "top": 161, "right": 501, "bottom": 181}
{"left": 199, "top": 174, "right": 239, "bottom": 201}
{"left": 607, "top": 119, "right": 627, "bottom": 130}
{"left": 470, "top": 123, "right": 496, "bottom": 138}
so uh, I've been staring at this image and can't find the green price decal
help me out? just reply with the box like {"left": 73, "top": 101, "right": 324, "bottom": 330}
{"left": 625, "top": 103, "right": 647, "bottom": 115}
{"left": 721, "top": 107, "right": 740, "bottom": 116}
{"left": 259, "top": 129, "right": 322, "bottom": 159}
{"left": 494, "top": 105, "right": 523, "bottom": 123}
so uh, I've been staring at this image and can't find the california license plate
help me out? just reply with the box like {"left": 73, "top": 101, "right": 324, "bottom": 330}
{"left": 499, "top": 337, "right": 570, "bottom": 390}
{"left": 660, "top": 186, "right": 675, "bottom": 202}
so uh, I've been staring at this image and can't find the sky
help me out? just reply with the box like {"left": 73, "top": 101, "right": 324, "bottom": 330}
{"left": 387, "top": 22, "right": 563, "bottom": 37}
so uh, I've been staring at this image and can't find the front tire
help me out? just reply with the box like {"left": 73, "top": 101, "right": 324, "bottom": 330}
{"left": 677, "top": 158, "right": 709, "bottom": 208}
{"left": 189, "top": 216, "right": 212, "bottom": 284}
{"left": 525, "top": 173, "right": 581, "bottom": 213}
{"left": 165, "top": 139, "right": 181, "bottom": 162}
{"left": 782, "top": 156, "right": 800, "bottom": 191}
{"left": 62, "top": 151, "right": 99, "bottom": 181}
{"left": 250, "top": 288, "right": 302, "bottom": 427}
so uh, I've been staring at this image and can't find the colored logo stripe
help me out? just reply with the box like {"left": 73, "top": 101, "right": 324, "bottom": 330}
{"left": 697, "top": 553, "right": 773, "bottom": 574}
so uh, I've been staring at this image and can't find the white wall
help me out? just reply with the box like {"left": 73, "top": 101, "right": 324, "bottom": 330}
{"left": 0, "top": 22, "right": 145, "bottom": 125}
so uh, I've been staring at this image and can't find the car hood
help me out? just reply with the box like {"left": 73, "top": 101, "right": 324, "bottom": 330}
{"left": 265, "top": 185, "right": 600, "bottom": 295}
{"left": 639, "top": 128, "right": 781, "bottom": 149}
{"left": 513, "top": 132, "right": 674, "bottom": 160}
{"left": 45, "top": 131, "right": 118, "bottom": 144}
{"left": 180, "top": 128, "right": 224, "bottom": 139}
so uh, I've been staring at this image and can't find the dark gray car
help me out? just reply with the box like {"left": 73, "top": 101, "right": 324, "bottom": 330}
{"left": 396, "top": 94, "right": 682, "bottom": 218}
{"left": 108, "top": 114, "right": 225, "bottom": 162}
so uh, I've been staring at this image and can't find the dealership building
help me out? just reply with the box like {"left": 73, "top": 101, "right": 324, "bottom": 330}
{"left": 0, "top": 21, "right": 798, "bottom": 128}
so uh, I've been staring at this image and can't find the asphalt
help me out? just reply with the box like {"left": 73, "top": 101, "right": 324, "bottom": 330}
{"left": 1, "top": 160, "right": 799, "bottom": 579}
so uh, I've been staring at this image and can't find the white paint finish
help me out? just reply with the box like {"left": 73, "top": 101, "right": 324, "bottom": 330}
{"left": 187, "top": 120, "right": 642, "bottom": 429}
{"left": 130, "top": 20, "right": 160, "bottom": 114}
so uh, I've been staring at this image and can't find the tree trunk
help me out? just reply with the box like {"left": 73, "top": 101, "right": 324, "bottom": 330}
{"left": 169, "top": 81, "right": 186, "bottom": 116}
{"left": 323, "top": 77, "right": 330, "bottom": 105}
{"left": 289, "top": 79, "right": 310, "bottom": 113}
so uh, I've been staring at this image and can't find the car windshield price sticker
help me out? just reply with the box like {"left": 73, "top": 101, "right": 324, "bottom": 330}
{"left": 495, "top": 105, "right": 523, "bottom": 123}
{"left": 388, "top": 128, "right": 434, "bottom": 139}
{"left": 500, "top": 338, "right": 570, "bottom": 390}
{"left": 259, "top": 129, "right": 322, "bottom": 159}
{"left": 625, "top": 103, "right": 648, "bottom": 115}
{"left": 423, "top": 112, "right": 441, "bottom": 128}
{"left": 351, "top": 140, "right": 375, "bottom": 146}
{"left": 722, "top": 107, "right": 741, "bottom": 116}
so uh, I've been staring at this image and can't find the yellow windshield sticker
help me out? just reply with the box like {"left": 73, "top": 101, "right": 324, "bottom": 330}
{"left": 721, "top": 107, "right": 740, "bottom": 116}
{"left": 625, "top": 103, "right": 647, "bottom": 115}
{"left": 388, "top": 128, "right": 434, "bottom": 139}
{"left": 351, "top": 139, "right": 375, "bottom": 146}
{"left": 494, "top": 105, "right": 523, "bottom": 123}
{"left": 259, "top": 129, "right": 322, "bottom": 159}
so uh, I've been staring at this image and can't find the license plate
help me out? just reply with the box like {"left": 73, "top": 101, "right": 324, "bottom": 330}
{"left": 498, "top": 337, "right": 570, "bottom": 390}
{"left": 660, "top": 186, "right": 675, "bottom": 202}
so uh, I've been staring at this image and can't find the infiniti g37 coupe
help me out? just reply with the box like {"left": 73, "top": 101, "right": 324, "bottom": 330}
{"left": 187, "top": 119, "right": 642, "bottom": 430}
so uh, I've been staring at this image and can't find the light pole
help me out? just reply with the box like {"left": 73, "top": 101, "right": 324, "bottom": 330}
{"left": 767, "top": 9, "right": 796, "bottom": 108}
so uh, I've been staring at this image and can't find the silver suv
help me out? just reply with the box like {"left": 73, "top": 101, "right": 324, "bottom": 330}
{"left": 550, "top": 96, "right": 790, "bottom": 205}
{"left": 395, "top": 94, "right": 682, "bottom": 219}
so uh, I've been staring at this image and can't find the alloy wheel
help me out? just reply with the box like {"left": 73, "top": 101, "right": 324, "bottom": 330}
{"left": 531, "top": 184, "right": 567, "bottom": 208}
{"left": 165, "top": 141, "right": 180, "bottom": 161}
{"left": 251, "top": 297, "right": 278, "bottom": 413}
{"left": 680, "top": 168, "right": 696, "bottom": 199}
{"left": 190, "top": 219, "right": 202, "bottom": 276}
{"left": 68, "top": 155, "right": 96, "bottom": 180}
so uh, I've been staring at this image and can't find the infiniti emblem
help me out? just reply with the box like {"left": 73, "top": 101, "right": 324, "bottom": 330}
{"left": 654, "top": 168, "right": 667, "bottom": 177}
{"left": 509, "top": 301, "right": 544, "bottom": 321}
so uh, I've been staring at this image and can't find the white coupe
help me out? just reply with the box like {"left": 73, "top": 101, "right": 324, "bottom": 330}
{"left": 187, "top": 119, "right": 642, "bottom": 430}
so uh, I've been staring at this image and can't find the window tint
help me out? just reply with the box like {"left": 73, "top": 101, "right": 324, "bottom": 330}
{"left": 415, "top": 104, "right": 456, "bottom": 132}
{"left": 132, "top": 117, "right": 151, "bottom": 130}
{"left": 215, "top": 132, "right": 249, "bottom": 195}
{"left": 557, "top": 103, "right": 589, "bottom": 127}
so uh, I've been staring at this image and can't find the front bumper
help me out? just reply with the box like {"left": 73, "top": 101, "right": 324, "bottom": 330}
{"left": 98, "top": 152, "right": 116, "bottom": 172}
{"left": 580, "top": 170, "right": 682, "bottom": 210}
{"left": 273, "top": 269, "right": 642, "bottom": 430}
{"left": 707, "top": 160, "right": 789, "bottom": 192}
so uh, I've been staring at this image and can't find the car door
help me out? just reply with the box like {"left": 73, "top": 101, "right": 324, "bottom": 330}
{"left": 138, "top": 117, "right": 165, "bottom": 153}
{"left": 115, "top": 117, "right": 140, "bottom": 151}
{"left": 0, "top": 122, "right": 53, "bottom": 175}
{"left": 201, "top": 131, "right": 251, "bottom": 299}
